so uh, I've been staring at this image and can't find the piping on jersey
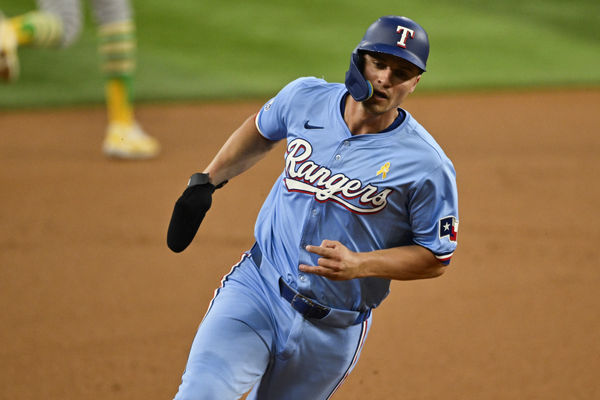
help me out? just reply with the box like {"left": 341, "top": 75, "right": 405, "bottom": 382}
{"left": 284, "top": 139, "right": 392, "bottom": 214}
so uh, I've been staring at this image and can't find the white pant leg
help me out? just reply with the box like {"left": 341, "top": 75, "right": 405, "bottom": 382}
{"left": 89, "top": 0, "right": 132, "bottom": 26}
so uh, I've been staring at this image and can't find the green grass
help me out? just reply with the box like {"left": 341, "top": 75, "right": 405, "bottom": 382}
{"left": 1, "top": 0, "right": 599, "bottom": 108}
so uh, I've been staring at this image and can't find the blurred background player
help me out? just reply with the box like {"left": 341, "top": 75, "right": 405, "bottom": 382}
{"left": 0, "top": 0, "right": 160, "bottom": 159}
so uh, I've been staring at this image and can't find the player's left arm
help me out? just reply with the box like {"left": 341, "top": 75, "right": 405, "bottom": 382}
{"left": 299, "top": 240, "right": 444, "bottom": 281}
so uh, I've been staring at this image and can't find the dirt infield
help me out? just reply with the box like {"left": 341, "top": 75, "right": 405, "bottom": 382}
{"left": 1, "top": 89, "right": 599, "bottom": 399}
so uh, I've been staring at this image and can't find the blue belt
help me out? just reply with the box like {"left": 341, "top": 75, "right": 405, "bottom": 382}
{"left": 249, "top": 243, "right": 371, "bottom": 324}
{"left": 278, "top": 278, "right": 331, "bottom": 320}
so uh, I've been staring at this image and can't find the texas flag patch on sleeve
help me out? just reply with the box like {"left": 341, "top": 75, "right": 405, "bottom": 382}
{"left": 436, "top": 216, "right": 459, "bottom": 265}
{"left": 439, "top": 216, "right": 458, "bottom": 242}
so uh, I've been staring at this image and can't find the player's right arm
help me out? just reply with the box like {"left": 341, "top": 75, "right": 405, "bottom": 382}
{"left": 203, "top": 113, "right": 280, "bottom": 185}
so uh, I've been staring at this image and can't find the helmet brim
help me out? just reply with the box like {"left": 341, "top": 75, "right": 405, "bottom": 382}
{"left": 357, "top": 43, "right": 426, "bottom": 72}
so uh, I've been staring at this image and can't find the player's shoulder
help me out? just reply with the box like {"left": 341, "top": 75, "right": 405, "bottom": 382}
{"left": 288, "top": 76, "right": 331, "bottom": 87}
{"left": 281, "top": 76, "right": 341, "bottom": 96}
{"left": 402, "top": 112, "right": 454, "bottom": 167}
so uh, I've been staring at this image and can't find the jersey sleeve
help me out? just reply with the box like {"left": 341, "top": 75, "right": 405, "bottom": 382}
{"left": 255, "top": 78, "right": 311, "bottom": 141}
{"left": 408, "top": 161, "right": 459, "bottom": 265}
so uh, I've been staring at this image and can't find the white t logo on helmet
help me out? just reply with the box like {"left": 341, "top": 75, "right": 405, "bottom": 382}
{"left": 396, "top": 25, "right": 415, "bottom": 48}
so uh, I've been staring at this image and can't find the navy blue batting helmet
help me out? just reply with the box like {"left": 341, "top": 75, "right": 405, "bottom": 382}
{"left": 345, "top": 16, "right": 430, "bottom": 101}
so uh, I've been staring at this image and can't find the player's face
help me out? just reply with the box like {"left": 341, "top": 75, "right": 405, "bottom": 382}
{"left": 361, "top": 52, "right": 422, "bottom": 114}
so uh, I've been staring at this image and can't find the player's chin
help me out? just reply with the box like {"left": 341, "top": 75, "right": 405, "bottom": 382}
{"left": 363, "top": 101, "right": 392, "bottom": 115}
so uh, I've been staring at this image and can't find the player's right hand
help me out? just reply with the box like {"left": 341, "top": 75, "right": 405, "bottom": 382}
{"left": 167, "top": 173, "right": 223, "bottom": 253}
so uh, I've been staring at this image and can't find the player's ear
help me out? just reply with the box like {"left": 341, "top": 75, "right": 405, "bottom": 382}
{"left": 409, "top": 74, "right": 421, "bottom": 93}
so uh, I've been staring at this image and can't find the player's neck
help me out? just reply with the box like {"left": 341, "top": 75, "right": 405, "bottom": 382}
{"left": 344, "top": 96, "right": 399, "bottom": 135}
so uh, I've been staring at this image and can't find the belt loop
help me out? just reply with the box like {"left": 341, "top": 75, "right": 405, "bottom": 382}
{"left": 354, "top": 308, "right": 372, "bottom": 324}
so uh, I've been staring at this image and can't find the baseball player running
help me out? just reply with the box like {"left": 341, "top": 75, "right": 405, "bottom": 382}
{"left": 167, "top": 15, "right": 459, "bottom": 399}
{"left": 0, "top": 0, "right": 159, "bottom": 159}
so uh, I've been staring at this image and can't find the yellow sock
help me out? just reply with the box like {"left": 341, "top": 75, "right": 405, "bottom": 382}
{"left": 10, "top": 11, "right": 63, "bottom": 47}
{"left": 106, "top": 78, "right": 134, "bottom": 125}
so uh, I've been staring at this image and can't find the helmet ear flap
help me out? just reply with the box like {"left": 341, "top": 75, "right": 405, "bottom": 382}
{"left": 345, "top": 51, "right": 373, "bottom": 102}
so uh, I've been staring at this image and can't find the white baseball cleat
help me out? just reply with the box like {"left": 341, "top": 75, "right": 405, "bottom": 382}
{"left": 0, "top": 11, "right": 19, "bottom": 82}
{"left": 102, "top": 122, "right": 161, "bottom": 160}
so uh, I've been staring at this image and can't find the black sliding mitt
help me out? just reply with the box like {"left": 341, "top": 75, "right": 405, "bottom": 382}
{"left": 167, "top": 173, "right": 226, "bottom": 253}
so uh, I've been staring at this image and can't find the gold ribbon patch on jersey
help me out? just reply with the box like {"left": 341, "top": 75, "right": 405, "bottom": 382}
{"left": 376, "top": 162, "right": 391, "bottom": 179}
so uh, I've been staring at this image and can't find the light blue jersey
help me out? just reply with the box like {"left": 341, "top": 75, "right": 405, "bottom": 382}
{"left": 175, "top": 76, "right": 459, "bottom": 400}
{"left": 255, "top": 77, "right": 458, "bottom": 311}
